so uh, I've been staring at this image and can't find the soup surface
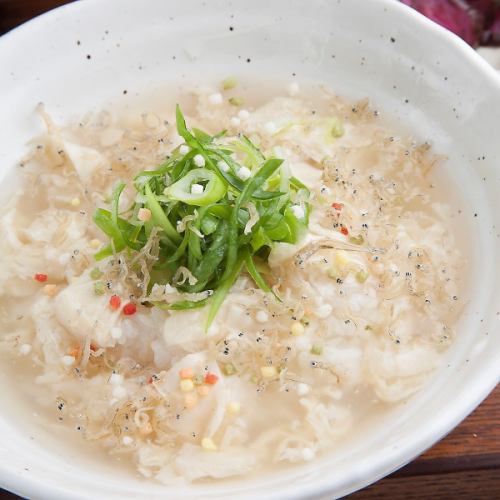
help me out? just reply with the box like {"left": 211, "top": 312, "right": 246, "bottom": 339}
{"left": 0, "top": 81, "right": 463, "bottom": 482}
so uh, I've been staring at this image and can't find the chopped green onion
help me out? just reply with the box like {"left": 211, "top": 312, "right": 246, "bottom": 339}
{"left": 356, "top": 270, "right": 369, "bottom": 283}
{"left": 328, "top": 117, "right": 344, "bottom": 138}
{"left": 192, "top": 128, "right": 213, "bottom": 144}
{"left": 244, "top": 250, "right": 272, "bottom": 293}
{"left": 94, "top": 244, "right": 113, "bottom": 261}
{"left": 90, "top": 268, "right": 103, "bottom": 280}
{"left": 221, "top": 76, "right": 238, "bottom": 90}
{"left": 325, "top": 118, "right": 344, "bottom": 143}
{"left": 144, "top": 183, "right": 181, "bottom": 244}
{"left": 349, "top": 234, "right": 364, "bottom": 245}
{"left": 223, "top": 363, "right": 237, "bottom": 375}
{"left": 155, "top": 298, "right": 209, "bottom": 310}
{"left": 228, "top": 97, "right": 244, "bottom": 106}
{"left": 94, "top": 105, "right": 310, "bottom": 327}
{"left": 220, "top": 158, "right": 283, "bottom": 285}
{"left": 310, "top": 344, "right": 323, "bottom": 355}
{"left": 230, "top": 134, "right": 265, "bottom": 168}
{"left": 206, "top": 254, "right": 244, "bottom": 330}
{"left": 164, "top": 168, "right": 226, "bottom": 206}
{"left": 200, "top": 214, "right": 218, "bottom": 235}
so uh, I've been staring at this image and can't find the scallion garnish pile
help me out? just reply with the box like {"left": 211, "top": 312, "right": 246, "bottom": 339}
{"left": 93, "top": 106, "right": 310, "bottom": 328}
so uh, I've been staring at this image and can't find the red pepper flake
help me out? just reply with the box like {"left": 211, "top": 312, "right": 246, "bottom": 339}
{"left": 340, "top": 225, "right": 349, "bottom": 236}
{"left": 147, "top": 376, "right": 153, "bottom": 384}
{"left": 90, "top": 343, "right": 98, "bottom": 352}
{"left": 123, "top": 302, "right": 137, "bottom": 316}
{"left": 331, "top": 202, "right": 344, "bottom": 211}
{"left": 204, "top": 372, "right": 219, "bottom": 385}
{"left": 109, "top": 295, "right": 121, "bottom": 310}
{"left": 34, "top": 273, "right": 48, "bottom": 283}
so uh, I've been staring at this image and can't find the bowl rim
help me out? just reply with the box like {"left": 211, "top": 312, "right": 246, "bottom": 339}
{"left": 0, "top": 0, "right": 499, "bottom": 499}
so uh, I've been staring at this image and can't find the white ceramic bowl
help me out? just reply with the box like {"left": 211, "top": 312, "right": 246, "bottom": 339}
{"left": 0, "top": 1, "right": 499, "bottom": 498}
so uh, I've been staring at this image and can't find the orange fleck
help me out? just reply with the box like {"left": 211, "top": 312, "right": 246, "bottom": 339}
{"left": 68, "top": 347, "right": 81, "bottom": 359}
{"left": 109, "top": 295, "right": 121, "bottom": 310}
{"left": 179, "top": 367, "right": 194, "bottom": 379}
{"left": 123, "top": 302, "right": 137, "bottom": 315}
{"left": 204, "top": 372, "right": 219, "bottom": 385}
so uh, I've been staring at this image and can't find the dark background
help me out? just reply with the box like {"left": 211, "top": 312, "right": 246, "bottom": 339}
{"left": 0, "top": 1, "right": 499, "bottom": 499}
{"left": 0, "top": 0, "right": 73, "bottom": 35}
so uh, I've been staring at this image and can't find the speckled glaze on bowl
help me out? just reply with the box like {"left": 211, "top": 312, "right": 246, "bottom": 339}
{"left": 0, "top": 1, "right": 499, "bottom": 498}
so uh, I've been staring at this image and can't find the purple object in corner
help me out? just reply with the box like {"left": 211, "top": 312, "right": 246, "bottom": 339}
{"left": 401, "top": 0, "right": 482, "bottom": 46}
